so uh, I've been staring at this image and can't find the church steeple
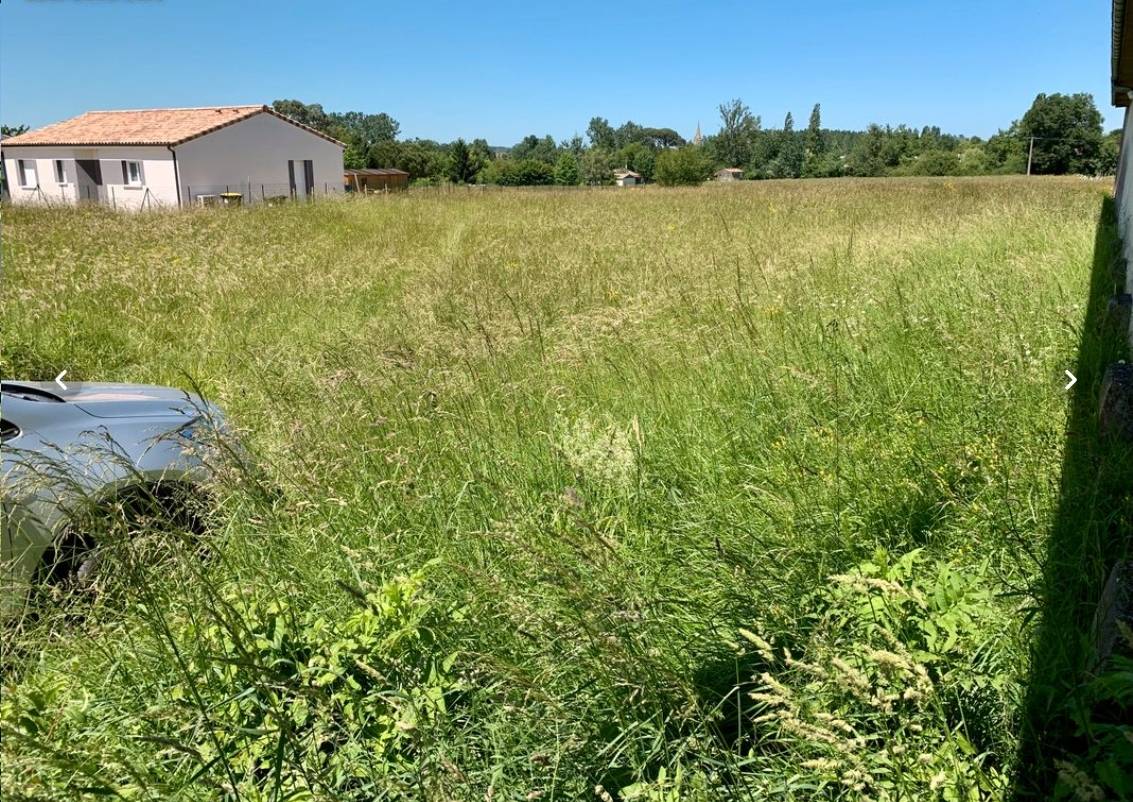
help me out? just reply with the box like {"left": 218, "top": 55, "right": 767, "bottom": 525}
{"left": 692, "top": 122, "right": 703, "bottom": 146}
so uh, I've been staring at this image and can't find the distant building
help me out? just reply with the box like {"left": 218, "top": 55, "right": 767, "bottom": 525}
{"left": 614, "top": 168, "right": 642, "bottom": 187}
{"left": 0, "top": 105, "right": 344, "bottom": 209}
{"left": 692, "top": 122, "right": 704, "bottom": 146}
{"left": 345, "top": 167, "right": 410, "bottom": 192}
{"left": 715, "top": 167, "right": 744, "bottom": 181}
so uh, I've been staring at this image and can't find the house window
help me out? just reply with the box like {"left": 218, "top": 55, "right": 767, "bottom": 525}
{"left": 53, "top": 159, "right": 66, "bottom": 184}
{"left": 17, "top": 159, "right": 37, "bottom": 188}
{"left": 123, "top": 160, "right": 143, "bottom": 186}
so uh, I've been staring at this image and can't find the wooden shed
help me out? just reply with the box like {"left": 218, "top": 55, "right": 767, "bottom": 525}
{"left": 345, "top": 167, "right": 410, "bottom": 192}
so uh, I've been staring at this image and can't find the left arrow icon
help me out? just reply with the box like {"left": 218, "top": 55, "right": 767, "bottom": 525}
{"left": 1064, "top": 370, "right": 1077, "bottom": 391}
{"left": 54, "top": 371, "right": 67, "bottom": 391}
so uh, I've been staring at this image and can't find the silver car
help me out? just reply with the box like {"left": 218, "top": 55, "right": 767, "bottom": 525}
{"left": 1, "top": 381, "right": 226, "bottom": 610}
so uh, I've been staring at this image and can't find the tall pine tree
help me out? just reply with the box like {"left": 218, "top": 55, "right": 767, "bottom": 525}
{"left": 805, "top": 104, "right": 824, "bottom": 155}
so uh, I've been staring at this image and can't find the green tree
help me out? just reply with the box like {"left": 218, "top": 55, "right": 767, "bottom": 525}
{"left": 1, "top": 124, "right": 28, "bottom": 138}
{"left": 1099, "top": 129, "right": 1121, "bottom": 175}
{"left": 482, "top": 158, "right": 553, "bottom": 186}
{"left": 985, "top": 127, "right": 1027, "bottom": 173}
{"left": 783, "top": 112, "right": 794, "bottom": 133}
{"left": 580, "top": 148, "right": 617, "bottom": 185}
{"left": 849, "top": 124, "right": 888, "bottom": 176}
{"left": 1018, "top": 93, "right": 1104, "bottom": 174}
{"left": 512, "top": 134, "right": 558, "bottom": 164}
{"left": 469, "top": 138, "right": 493, "bottom": 177}
{"left": 448, "top": 139, "right": 476, "bottom": 184}
{"left": 564, "top": 134, "right": 585, "bottom": 159}
{"left": 641, "top": 127, "right": 686, "bottom": 149}
{"left": 716, "top": 98, "right": 760, "bottom": 168}
{"left": 271, "top": 99, "right": 331, "bottom": 131}
{"left": 654, "top": 146, "right": 712, "bottom": 186}
{"left": 805, "top": 104, "right": 824, "bottom": 156}
{"left": 553, "top": 152, "right": 580, "bottom": 185}
{"left": 328, "top": 111, "right": 399, "bottom": 147}
{"left": 587, "top": 117, "right": 617, "bottom": 150}
{"left": 617, "top": 142, "right": 656, "bottom": 181}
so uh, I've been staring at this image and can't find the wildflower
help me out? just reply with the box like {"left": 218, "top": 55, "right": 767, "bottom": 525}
{"left": 929, "top": 772, "right": 948, "bottom": 791}
{"left": 758, "top": 672, "right": 792, "bottom": 698}
{"left": 561, "top": 485, "right": 585, "bottom": 509}
{"left": 785, "top": 655, "right": 828, "bottom": 678}
{"left": 738, "top": 628, "right": 775, "bottom": 660}
{"left": 594, "top": 785, "right": 615, "bottom": 802}
{"left": 868, "top": 649, "right": 913, "bottom": 673}
{"left": 556, "top": 415, "right": 637, "bottom": 488}
{"left": 830, "top": 657, "right": 871, "bottom": 696}
{"left": 801, "top": 758, "right": 840, "bottom": 772}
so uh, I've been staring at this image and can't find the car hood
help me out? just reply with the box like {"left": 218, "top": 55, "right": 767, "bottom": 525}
{"left": 4, "top": 381, "right": 207, "bottom": 419}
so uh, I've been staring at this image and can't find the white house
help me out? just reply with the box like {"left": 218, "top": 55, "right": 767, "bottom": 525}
{"left": 715, "top": 167, "right": 744, "bottom": 181}
{"left": 1, "top": 105, "right": 344, "bottom": 210}
{"left": 614, "top": 168, "right": 642, "bottom": 187}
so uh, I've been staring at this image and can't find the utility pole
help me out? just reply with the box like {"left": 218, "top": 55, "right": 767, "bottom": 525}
{"left": 1026, "top": 136, "right": 1035, "bottom": 176}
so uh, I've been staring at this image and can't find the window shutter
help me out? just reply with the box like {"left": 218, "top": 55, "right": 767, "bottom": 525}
{"left": 121, "top": 160, "right": 128, "bottom": 183}
{"left": 304, "top": 160, "right": 314, "bottom": 193}
{"left": 287, "top": 160, "right": 296, "bottom": 195}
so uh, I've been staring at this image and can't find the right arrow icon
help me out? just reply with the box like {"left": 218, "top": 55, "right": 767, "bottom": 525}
{"left": 1065, "top": 370, "right": 1077, "bottom": 391}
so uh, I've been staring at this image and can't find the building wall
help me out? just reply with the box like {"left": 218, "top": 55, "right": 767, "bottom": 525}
{"left": 1118, "top": 105, "right": 1133, "bottom": 349}
{"left": 1, "top": 145, "right": 178, "bottom": 210}
{"left": 175, "top": 112, "right": 344, "bottom": 203}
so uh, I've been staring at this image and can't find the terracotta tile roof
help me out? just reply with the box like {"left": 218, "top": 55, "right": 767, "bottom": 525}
{"left": 2, "top": 105, "right": 344, "bottom": 147}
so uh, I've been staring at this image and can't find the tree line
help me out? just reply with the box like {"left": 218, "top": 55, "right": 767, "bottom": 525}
{"left": 269, "top": 92, "right": 1116, "bottom": 187}
{"left": 3, "top": 95, "right": 1115, "bottom": 189}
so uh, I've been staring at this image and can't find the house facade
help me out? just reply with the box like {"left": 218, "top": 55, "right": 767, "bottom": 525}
{"left": 715, "top": 167, "right": 744, "bottom": 181}
{"left": 1, "top": 105, "right": 344, "bottom": 209}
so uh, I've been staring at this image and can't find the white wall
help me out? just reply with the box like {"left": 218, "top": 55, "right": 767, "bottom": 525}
{"left": 1, "top": 145, "right": 178, "bottom": 210}
{"left": 1118, "top": 106, "right": 1133, "bottom": 350}
{"left": 174, "top": 112, "right": 343, "bottom": 203}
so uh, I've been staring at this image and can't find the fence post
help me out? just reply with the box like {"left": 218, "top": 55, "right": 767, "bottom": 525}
{"left": 261, "top": 184, "right": 266, "bottom": 202}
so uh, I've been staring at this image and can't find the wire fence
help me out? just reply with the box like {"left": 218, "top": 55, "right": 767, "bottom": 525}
{"left": 183, "top": 182, "right": 340, "bottom": 206}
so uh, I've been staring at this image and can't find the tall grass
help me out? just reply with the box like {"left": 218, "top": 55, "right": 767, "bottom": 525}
{"left": 0, "top": 177, "right": 1119, "bottom": 800}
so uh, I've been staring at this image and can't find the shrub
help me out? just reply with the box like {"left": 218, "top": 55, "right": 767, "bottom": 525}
{"left": 480, "top": 158, "right": 554, "bottom": 186}
{"left": 653, "top": 147, "right": 712, "bottom": 186}
{"left": 2, "top": 566, "right": 462, "bottom": 799}
{"left": 734, "top": 550, "right": 1013, "bottom": 799}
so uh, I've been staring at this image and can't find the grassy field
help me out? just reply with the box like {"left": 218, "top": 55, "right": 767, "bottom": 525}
{"left": 1, "top": 177, "right": 1128, "bottom": 800}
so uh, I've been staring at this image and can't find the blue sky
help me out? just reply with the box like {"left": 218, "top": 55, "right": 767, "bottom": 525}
{"left": 1, "top": 0, "right": 1121, "bottom": 144}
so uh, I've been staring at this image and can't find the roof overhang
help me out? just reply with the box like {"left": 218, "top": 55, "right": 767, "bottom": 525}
{"left": 1114, "top": 0, "right": 1133, "bottom": 105}
{"left": 0, "top": 105, "right": 345, "bottom": 148}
